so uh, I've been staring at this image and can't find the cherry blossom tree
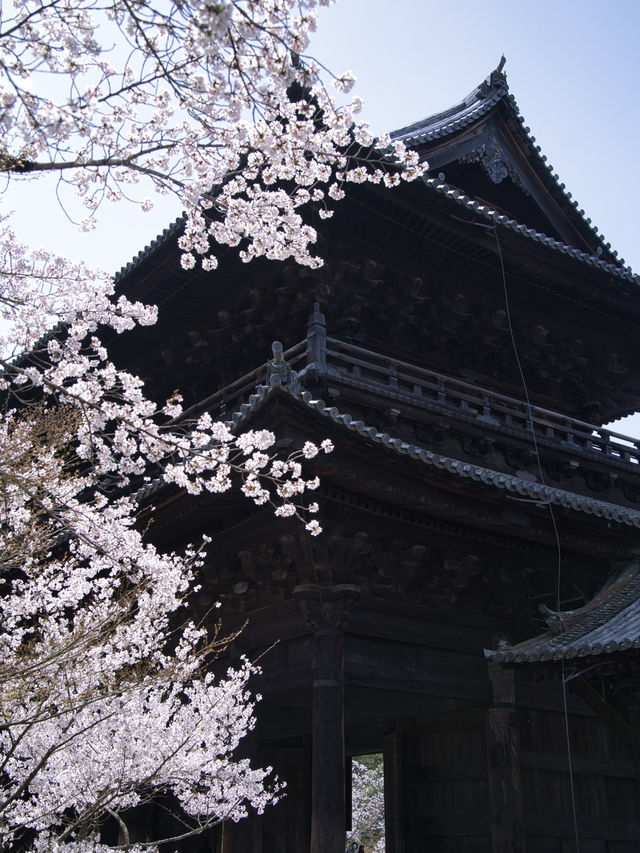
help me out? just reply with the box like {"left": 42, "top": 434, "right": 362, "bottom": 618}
{"left": 0, "top": 0, "right": 423, "bottom": 850}
{"left": 0, "top": 0, "right": 422, "bottom": 270}
{"left": 0, "top": 300, "right": 335, "bottom": 851}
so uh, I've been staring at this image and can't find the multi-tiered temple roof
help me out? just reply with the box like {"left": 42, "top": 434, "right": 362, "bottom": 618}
{"left": 114, "top": 62, "right": 640, "bottom": 851}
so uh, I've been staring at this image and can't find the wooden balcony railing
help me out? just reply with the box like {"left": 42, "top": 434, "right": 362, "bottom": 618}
{"left": 183, "top": 330, "right": 640, "bottom": 473}
{"left": 314, "top": 336, "right": 640, "bottom": 468}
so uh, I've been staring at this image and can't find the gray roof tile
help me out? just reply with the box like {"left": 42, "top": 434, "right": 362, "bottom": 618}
{"left": 135, "top": 371, "right": 640, "bottom": 531}
{"left": 486, "top": 562, "right": 640, "bottom": 663}
{"left": 214, "top": 381, "right": 640, "bottom": 529}
{"left": 420, "top": 176, "right": 639, "bottom": 284}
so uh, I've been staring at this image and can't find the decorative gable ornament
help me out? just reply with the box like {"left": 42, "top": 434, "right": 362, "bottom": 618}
{"left": 458, "top": 135, "right": 519, "bottom": 186}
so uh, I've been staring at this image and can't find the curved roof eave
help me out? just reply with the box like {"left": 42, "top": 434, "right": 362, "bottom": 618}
{"left": 219, "top": 381, "right": 640, "bottom": 529}
{"left": 391, "top": 61, "right": 509, "bottom": 146}
{"left": 110, "top": 62, "right": 637, "bottom": 292}
{"left": 486, "top": 561, "right": 640, "bottom": 664}
{"left": 391, "top": 59, "right": 634, "bottom": 274}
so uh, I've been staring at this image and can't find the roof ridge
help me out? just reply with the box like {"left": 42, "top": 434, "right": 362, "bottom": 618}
{"left": 503, "top": 91, "right": 629, "bottom": 269}
{"left": 390, "top": 60, "right": 509, "bottom": 145}
{"left": 111, "top": 60, "right": 634, "bottom": 283}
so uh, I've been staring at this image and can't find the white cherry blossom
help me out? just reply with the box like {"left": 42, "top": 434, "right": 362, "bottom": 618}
{"left": 0, "top": 1, "right": 424, "bottom": 849}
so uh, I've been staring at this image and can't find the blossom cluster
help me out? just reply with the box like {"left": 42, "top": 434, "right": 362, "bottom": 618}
{"left": 347, "top": 757, "right": 386, "bottom": 853}
{"left": 0, "top": 218, "right": 332, "bottom": 851}
{"left": 1, "top": 0, "right": 425, "bottom": 270}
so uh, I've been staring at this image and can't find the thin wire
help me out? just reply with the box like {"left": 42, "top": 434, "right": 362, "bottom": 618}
{"left": 562, "top": 658, "right": 581, "bottom": 850}
{"left": 492, "top": 218, "right": 580, "bottom": 852}
{"left": 491, "top": 219, "right": 563, "bottom": 608}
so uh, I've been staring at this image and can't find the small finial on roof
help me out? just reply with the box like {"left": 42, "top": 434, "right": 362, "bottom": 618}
{"left": 479, "top": 56, "right": 508, "bottom": 96}
{"left": 266, "top": 341, "right": 300, "bottom": 391}
{"left": 539, "top": 603, "right": 565, "bottom": 635}
{"left": 489, "top": 55, "right": 507, "bottom": 88}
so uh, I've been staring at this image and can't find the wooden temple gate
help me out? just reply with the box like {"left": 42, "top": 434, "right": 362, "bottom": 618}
{"left": 112, "top": 64, "right": 640, "bottom": 851}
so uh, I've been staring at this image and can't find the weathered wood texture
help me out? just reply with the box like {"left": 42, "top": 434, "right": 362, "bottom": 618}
{"left": 384, "top": 730, "right": 405, "bottom": 853}
{"left": 517, "top": 695, "right": 637, "bottom": 850}
{"left": 295, "top": 585, "right": 360, "bottom": 852}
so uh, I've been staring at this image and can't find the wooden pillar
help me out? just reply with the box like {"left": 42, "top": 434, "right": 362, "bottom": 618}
{"left": 311, "top": 626, "right": 345, "bottom": 853}
{"left": 295, "top": 584, "right": 360, "bottom": 853}
{"left": 384, "top": 729, "right": 405, "bottom": 853}
{"left": 486, "top": 649, "right": 526, "bottom": 853}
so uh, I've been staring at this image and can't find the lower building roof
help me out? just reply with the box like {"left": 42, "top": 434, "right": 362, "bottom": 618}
{"left": 485, "top": 560, "right": 640, "bottom": 664}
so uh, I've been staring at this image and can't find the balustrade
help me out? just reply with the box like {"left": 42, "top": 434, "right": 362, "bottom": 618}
{"left": 317, "top": 336, "right": 640, "bottom": 469}
{"left": 183, "top": 331, "right": 640, "bottom": 476}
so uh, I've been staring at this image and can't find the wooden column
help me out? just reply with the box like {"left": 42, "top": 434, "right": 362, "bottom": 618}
{"left": 295, "top": 584, "right": 360, "bottom": 853}
{"left": 486, "top": 649, "right": 526, "bottom": 853}
{"left": 384, "top": 729, "right": 405, "bottom": 853}
{"left": 311, "top": 625, "right": 345, "bottom": 853}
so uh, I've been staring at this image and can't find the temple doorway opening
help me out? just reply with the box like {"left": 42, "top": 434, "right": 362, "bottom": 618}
{"left": 346, "top": 752, "right": 385, "bottom": 853}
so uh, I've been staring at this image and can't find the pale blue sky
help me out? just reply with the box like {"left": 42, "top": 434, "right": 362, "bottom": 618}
{"left": 310, "top": 0, "right": 640, "bottom": 272}
{"left": 4, "top": 0, "right": 640, "bottom": 431}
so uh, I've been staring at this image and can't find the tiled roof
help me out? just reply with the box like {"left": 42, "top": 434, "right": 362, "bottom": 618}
{"left": 112, "top": 61, "right": 637, "bottom": 286}
{"left": 149, "top": 359, "right": 640, "bottom": 528}
{"left": 485, "top": 562, "right": 640, "bottom": 663}
{"left": 136, "top": 354, "right": 640, "bottom": 663}
{"left": 391, "top": 59, "right": 635, "bottom": 277}
{"left": 135, "top": 373, "right": 640, "bottom": 530}
{"left": 391, "top": 61, "right": 509, "bottom": 146}
{"left": 114, "top": 215, "right": 184, "bottom": 284}
{"left": 288, "top": 388, "right": 640, "bottom": 526}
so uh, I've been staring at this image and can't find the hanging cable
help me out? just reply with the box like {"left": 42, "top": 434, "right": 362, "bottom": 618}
{"left": 562, "top": 658, "right": 582, "bottom": 851}
{"left": 491, "top": 216, "right": 581, "bottom": 852}
{"left": 491, "top": 216, "right": 563, "bottom": 607}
